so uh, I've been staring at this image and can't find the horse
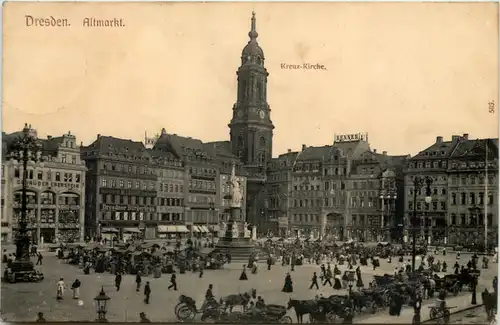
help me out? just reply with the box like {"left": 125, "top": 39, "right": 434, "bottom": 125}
{"left": 219, "top": 288, "right": 256, "bottom": 312}
{"left": 482, "top": 289, "right": 498, "bottom": 321}
{"left": 287, "top": 298, "right": 318, "bottom": 323}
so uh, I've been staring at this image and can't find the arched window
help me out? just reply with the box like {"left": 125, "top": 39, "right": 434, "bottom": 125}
{"left": 259, "top": 136, "right": 266, "bottom": 147}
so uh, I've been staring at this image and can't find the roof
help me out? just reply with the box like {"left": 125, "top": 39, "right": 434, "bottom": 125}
{"left": 82, "top": 136, "right": 150, "bottom": 159}
{"left": 411, "top": 139, "right": 459, "bottom": 160}
{"left": 296, "top": 140, "right": 370, "bottom": 161}
{"left": 204, "top": 141, "right": 239, "bottom": 160}
{"left": 450, "top": 138, "right": 498, "bottom": 159}
{"left": 297, "top": 145, "right": 331, "bottom": 161}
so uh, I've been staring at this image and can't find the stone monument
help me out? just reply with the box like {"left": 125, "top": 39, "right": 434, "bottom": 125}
{"left": 216, "top": 162, "right": 255, "bottom": 261}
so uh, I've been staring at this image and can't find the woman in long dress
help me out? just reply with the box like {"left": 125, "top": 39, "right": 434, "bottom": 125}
{"left": 282, "top": 273, "right": 293, "bottom": 293}
{"left": 56, "top": 278, "right": 66, "bottom": 300}
{"left": 333, "top": 273, "right": 342, "bottom": 290}
{"left": 239, "top": 264, "right": 248, "bottom": 280}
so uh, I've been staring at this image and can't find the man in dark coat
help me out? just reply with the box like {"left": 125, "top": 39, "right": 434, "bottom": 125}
{"left": 168, "top": 273, "right": 177, "bottom": 291}
{"left": 309, "top": 272, "right": 319, "bottom": 289}
{"left": 136, "top": 273, "right": 142, "bottom": 292}
{"left": 115, "top": 273, "right": 122, "bottom": 291}
{"left": 144, "top": 281, "right": 151, "bottom": 304}
{"left": 36, "top": 253, "right": 43, "bottom": 265}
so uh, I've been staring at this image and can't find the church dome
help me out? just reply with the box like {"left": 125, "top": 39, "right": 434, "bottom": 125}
{"left": 242, "top": 42, "right": 264, "bottom": 58}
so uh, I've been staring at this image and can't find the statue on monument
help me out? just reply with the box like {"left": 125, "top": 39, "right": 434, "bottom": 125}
{"left": 232, "top": 220, "right": 239, "bottom": 238}
{"left": 228, "top": 162, "right": 243, "bottom": 208}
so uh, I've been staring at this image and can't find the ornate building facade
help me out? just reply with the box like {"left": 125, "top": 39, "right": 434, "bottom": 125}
{"left": 2, "top": 127, "right": 86, "bottom": 244}
{"left": 404, "top": 134, "right": 498, "bottom": 248}
{"left": 81, "top": 135, "right": 158, "bottom": 239}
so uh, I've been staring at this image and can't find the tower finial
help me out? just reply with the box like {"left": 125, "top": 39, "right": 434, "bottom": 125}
{"left": 248, "top": 11, "right": 258, "bottom": 41}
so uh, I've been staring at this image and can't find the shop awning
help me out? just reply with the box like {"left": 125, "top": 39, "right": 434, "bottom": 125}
{"left": 199, "top": 226, "right": 209, "bottom": 233}
{"left": 192, "top": 226, "right": 201, "bottom": 233}
{"left": 123, "top": 228, "right": 141, "bottom": 233}
{"left": 157, "top": 225, "right": 176, "bottom": 233}
{"left": 176, "top": 225, "right": 189, "bottom": 233}
{"left": 209, "top": 225, "right": 220, "bottom": 232}
{"left": 101, "top": 227, "right": 119, "bottom": 233}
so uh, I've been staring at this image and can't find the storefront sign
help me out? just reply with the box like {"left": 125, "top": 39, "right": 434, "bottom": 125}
{"left": 334, "top": 133, "right": 368, "bottom": 143}
{"left": 16, "top": 180, "right": 80, "bottom": 190}
{"left": 101, "top": 204, "right": 156, "bottom": 213}
{"left": 99, "top": 188, "right": 156, "bottom": 197}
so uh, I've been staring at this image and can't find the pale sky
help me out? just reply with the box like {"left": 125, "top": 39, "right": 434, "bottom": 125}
{"left": 2, "top": 2, "right": 498, "bottom": 156}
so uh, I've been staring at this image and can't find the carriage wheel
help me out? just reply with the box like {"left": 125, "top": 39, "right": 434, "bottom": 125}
{"left": 326, "top": 312, "right": 338, "bottom": 323}
{"left": 370, "top": 301, "right": 378, "bottom": 314}
{"left": 177, "top": 306, "right": 196, "bottom": 321}
{"left": 429, "top": 308, "right": 438, "bottom": 320}
{"left": 280, "top": 316, "right": 292, "bottom": 323}
{"left": 174, "top": 303, "right": 185, "bottom": 316}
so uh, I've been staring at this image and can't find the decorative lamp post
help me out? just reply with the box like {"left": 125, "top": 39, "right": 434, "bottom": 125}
{"left": 94, "top": 286, "right": 110, "bottom": 322}
{"left": 9, "top": 123, "right": 42, "bottom": 276}
{"left": 347, "top": 270, "right": 356, "bottom": 296}
{"left": 411, "top": 176, "right": 433, "bottom": 272}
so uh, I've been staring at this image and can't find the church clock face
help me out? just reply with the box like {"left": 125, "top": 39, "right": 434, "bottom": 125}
{"left": 258, "top": 110, "right": 265, "bottom": 119}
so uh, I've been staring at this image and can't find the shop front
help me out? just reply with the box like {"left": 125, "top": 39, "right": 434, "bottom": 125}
{"left": 157, "top": 223, "right": 189, "bottom": 239}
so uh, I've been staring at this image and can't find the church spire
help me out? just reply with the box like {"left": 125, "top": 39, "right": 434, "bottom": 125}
{"left": 248, "top": 11, "right": 258, "bottom": 41}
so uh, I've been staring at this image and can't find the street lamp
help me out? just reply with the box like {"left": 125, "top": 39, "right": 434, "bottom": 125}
{"left": 94, "top": 286, "right": 110, "bottom": 322}
{"left": 411, "top": 176, "right": 433, "bottom": 272}
{"left": 347, "top": 270, "right": 356, "bottom": 296}
{"left": 8, "top": 123, "right": 42, "bottom": 276}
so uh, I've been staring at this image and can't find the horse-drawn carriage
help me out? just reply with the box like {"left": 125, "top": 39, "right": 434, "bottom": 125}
{"left": 287, "top": 296, "right": 353, "bottom": 323}
{"left": 434, "top": 274, "right": 461, "bottom": 296}
{"left": 202, "top": 304, "right": 292, "bottom": 323}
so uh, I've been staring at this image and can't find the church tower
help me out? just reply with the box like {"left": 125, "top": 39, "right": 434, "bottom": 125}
{"left": 229, "top": 12, "right": 274, "bottom": 166}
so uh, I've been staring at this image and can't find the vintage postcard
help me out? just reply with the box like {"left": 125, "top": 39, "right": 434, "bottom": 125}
{"left": 1, "top": 2, "right": 498, "bottom": 323}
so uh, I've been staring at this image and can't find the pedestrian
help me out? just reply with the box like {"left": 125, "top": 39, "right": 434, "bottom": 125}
{"left": 282, "top": 272, "right": 293, "bottom": 293}
{"left": 2, "top": 249, "right": 7, "bottom": 263}
{"left": 144, "top": 281, "right": 151, "bottom": 304}
{"left": 139, "top": 312, "right": 151, "bottom": 323}
{"left": 56, "top": 278, "right": 66, "bottom": 300}
{"left": 36, "top": 252, "right": 43, "bottom": 265}
{"left": 71, "top": 279, "right": 81, "bottom": 299}
{"left": 199, "top": 264, "right": 204, "bottom": 278}
{"left": 309, "top": 272, "right": 319, "bottom": 289}
{"left": 136, "top": 272, "right": 142, "bottom": 292}
{"left": 239, "top": 264, "right": 248, "bottom": 280}
{"left": 168, "top": 273, "right": 177, "bottom": 291}
{"left": 267, "top": 256, "right": 272, "bottom": 270}
{"left": 36, "top": 312, "right": 46, "bottom": 322}
{"left": 115, "top": 272, "right": 122, "bottom": 291}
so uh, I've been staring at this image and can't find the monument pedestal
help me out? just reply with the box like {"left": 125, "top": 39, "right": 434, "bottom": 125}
{"left": 215, "top": 207, "right": 256, "bottom": 262}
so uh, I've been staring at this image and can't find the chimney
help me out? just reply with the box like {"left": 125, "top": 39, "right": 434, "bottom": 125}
{"left": 302, "top": 144, "right": 307, "bottom": 151}
{"left": 47, "top": 135, "right": 52, "bottom": 140}
{"left": 382, "top": 151, "right": 387, "bottom": 155}
{"left": 80, "top": 141, "right": 83, "bottom": 147}
{"left": 161, "top": 128, "right": 167, "bottom": 135}
{"left": 97, "top": 134, "right": 101, "bottom": 139}
{"left": 68, "top": 131, "right": 71, "bottom": 135}
{"left": 287, "top": 149, "right": 291, "bottom": 153}
{"left": 436, "top": 136, "right": 443, "bottom": 144}
{"left": 373, "top": 149, "right": 377, "bottom": 153}
{"left": 463, "top": 133, "right": 469, "bottom": 140}
{"left": 451, "top": 135, "right": 460, "bottom": 141}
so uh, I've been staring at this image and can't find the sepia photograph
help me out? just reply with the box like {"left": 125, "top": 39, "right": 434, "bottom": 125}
{"left": 1, "top": 2, "right": 498, "bottom": 323}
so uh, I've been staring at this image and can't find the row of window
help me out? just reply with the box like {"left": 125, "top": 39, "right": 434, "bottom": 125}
{"left": 189, "top": 180, "right": 216, "bottom": 191}
{"left": 187, "top": 195, "right": 216, "bottom": 204}
{"left": 449, "top": 213, "right": 494, "bottom": 226}
{"left": 410, "top": 160, "right": 495, "bottom": 170}
{"left": 158, "top": 197, "right": 183, "bottom": 207}
{"left": 101, "top": 194, "right": 154, "bottom": 206}
{"left": 60, "top": 154, "right": 78, "bottom": 164}
{"left": 159, "top": 213, "right": 183, "bottom": 221}
{"left": 13, "top": 192, "right": 79, "bottom": 205}
{"left": 450, "top": 175, "right": 495, "bottom": 186}
{"left": 103, "top": 211, "right": 148, "bottom": 221}
{"left": 101, "top": 179, "right": 156, "bottom": 190}
{"left": 409, "top": 188, "right": 447, "bottom": 196}
{"left": 14, "top": 169, "right": 82, "bottom": 183}
{"left": 408, "top": 201, "right": 447, "bottom": 211}
{"left": 292, "top": 214, "right": 320, "bottom": 223}
{"left": 159, "top": 183, "right": 183, "bottom": 193}
{"left": 450, "top": 192, "right": 494, "bottom": 205}
{"left": 189, "top": 167, "right": 216, "bottom": 177}
{"left": 103, "top": 163, "right": 155, "bottom": 175}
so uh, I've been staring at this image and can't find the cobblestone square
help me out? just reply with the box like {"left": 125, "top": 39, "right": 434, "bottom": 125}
{"left": 1, "top": 252, "right": 495, "bottom": 322}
